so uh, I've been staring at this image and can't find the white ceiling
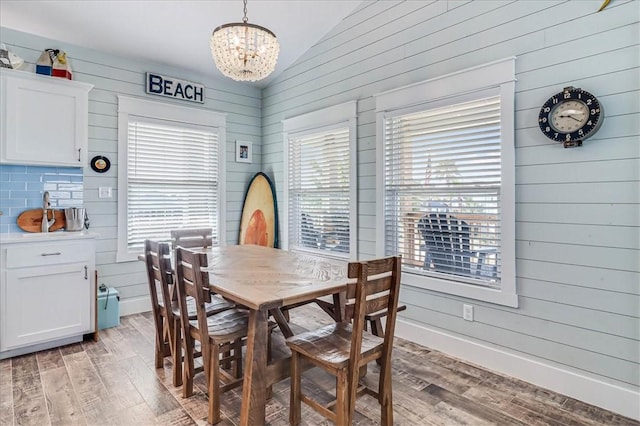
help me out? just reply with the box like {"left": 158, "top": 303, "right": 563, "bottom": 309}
{"left": 0, "top": 1, "right": 362, "bottom": 87}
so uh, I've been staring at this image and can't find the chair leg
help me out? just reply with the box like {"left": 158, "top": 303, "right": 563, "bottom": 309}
{"left": 266, "top": 330, "right": 273, "bottom": 400}
{"left": 170, "top": 318, "right": 183, "bottom": 387}
{"left": 359, "top": 363, "right": 368, "bottom": 378}
{"left": 370, "top": 318, "right": 385, "bottom": 366}
{"left": 232, "top": 338, "right": 243, "bottom": 379}
{"left": 208, "top": 344, "right": 222, "bottom": 425}
{"left": 221, "top": 349, "right": 231, "bottom": 370}
{"left": 289, "top": 351, "right": 301, "bottom": 426}
{"left": 371, "top": 318, "right": 384, "bottom": 338}
{"left": 153, "top": 313, "right": 164, "bottom": 369}
{"left": 182, "top": 334, "right": 195, "bottom": 398}
{"left": 335, "top": 368, "right": 348, "bottom": 426}
{"left": 379, "top": 358, "right": 394, "bottom": 426}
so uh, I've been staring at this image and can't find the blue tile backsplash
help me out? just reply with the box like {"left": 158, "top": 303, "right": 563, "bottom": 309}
{"left": 0, "top": 165, "right": 84, "bottom": 233}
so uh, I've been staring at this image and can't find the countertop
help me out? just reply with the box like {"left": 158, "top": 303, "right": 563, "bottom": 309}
{"left": 0, "top": 231, "right": 99, "bottom": 244}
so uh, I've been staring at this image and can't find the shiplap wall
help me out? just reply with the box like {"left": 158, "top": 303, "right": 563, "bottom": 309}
{"left": 0, "top": 27, "right": 262, "bottom": 306}
{"left": 261, "top": 0, "right": 639, "bottom": 418}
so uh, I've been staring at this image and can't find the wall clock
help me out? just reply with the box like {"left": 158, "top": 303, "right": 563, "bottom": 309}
{"left": 538, "top": 86, "right": 603, "bottom": 148}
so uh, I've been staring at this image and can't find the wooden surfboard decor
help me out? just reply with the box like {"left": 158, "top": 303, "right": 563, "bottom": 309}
{"left": 17, "top": 209, "right": 66, "bottom": 232}
{"left": 238, "top": 172, "right": 279, "bottom": 248}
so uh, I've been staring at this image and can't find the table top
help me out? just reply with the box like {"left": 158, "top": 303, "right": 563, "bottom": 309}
{"left": 203, "top": 245, "right": 350, "bottom": 311}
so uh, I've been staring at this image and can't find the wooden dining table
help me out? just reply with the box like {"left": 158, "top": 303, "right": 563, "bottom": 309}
{"left": 202, "top": 244, "right": 350, "bottom": 426}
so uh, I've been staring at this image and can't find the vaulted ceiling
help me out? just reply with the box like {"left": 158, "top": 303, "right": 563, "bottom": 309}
{"left": 0, "top": 1, "right": 362, "bottom": 87}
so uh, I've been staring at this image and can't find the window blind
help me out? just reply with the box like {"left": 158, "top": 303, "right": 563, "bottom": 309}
{"left": 288, "top": 127, "right": 350, "bottom": 256}
{"left": 384, "top": 95, "right": 502, "bottom": 285}
{"left": 127, "top": 117, "right": 219, "bottom": 250}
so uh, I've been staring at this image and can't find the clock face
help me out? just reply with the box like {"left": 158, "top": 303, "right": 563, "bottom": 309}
{"left": 550, "top": 100, "right": 589, "bottom": 133}
{"left": 538, "top": 87, "right": 603, "bottom": 147}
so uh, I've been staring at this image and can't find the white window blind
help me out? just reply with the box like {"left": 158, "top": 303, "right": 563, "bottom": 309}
{"left": 288, "top": 127, "right": 350, "bottom": 256}
{"left": 384, "top": 95, "right": 502, "bottom": 286}
{"left": 126, "top": 117, "right": 219, "bottom": 251}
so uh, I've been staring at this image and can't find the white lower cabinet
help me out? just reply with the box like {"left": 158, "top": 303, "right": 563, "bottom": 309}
{"left": 0, "top": 236, "right": 96, "bottom": 358}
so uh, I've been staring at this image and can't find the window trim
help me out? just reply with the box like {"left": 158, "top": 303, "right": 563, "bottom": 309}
{"left": 375, "top": 57, "right": 517, "bottom": 307}
{"left": 282, "top": 101, "right": 358, "bottom": 260}
{"left": 116, "top": 95, "right": 226, "bottom": 262}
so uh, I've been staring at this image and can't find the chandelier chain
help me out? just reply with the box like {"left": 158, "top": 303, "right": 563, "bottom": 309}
{"left": 243, "top": 0, "right": 248, "bottom": 23}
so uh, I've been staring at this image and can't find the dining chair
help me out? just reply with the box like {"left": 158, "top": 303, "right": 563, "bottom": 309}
{"left": 174, "top": 247, "right": 248, "bottom": 424}
{"left": 418, "top": 213, "right": 497, "bottom": 277}
{"left": 171, "top": 227, "right": 236, "bottom": 321}
{"left": 143, "top": 240, "right": 235, "bottom": 388}
{"left": 172, "top": 226, "right": 254, "bottom": 373}
{"left": 144, "top": 240, "right": 182, "bottom": 386}
{"left": 286, "top": 256, "right": 402, "bottom": 425}
{"left": 170, "top": 227, "right": 214, "bottom": 249}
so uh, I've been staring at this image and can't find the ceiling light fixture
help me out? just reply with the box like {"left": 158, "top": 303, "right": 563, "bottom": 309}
{"left": 210, "top": 0, "right": 280, "bottom": 82}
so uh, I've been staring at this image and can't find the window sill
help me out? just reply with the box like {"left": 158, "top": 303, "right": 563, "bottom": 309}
{"left": 401, "top": 269, "right": 518, "bottom": 307}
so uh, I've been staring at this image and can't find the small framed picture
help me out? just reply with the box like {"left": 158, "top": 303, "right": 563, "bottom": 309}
{"left": 236, "top": 140, "right": 252, "bottom": 163}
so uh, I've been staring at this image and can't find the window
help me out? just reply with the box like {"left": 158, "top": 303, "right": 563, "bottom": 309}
{"left": 376, "top": 58, "right": 517, "bottom": 307}
{"left": 116, "top": 96, "right": 226, "bottom": 262}
{"left": 283, "top": 101, "right": 357, "bottom": 259}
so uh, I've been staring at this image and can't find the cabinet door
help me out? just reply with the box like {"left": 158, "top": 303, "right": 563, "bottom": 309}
{"left": 1, "top": 72, "right": 90, "bottom": 167}
{"left": 2, "top": 262, "right": 91, "bottom": 350}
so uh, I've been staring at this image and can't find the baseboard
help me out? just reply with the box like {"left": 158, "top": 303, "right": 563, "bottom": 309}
{"left": 0, "top": 335, "right": 83, "bottom": 360}
{"left": 395, "top": 318, "right": 640, "bottom": 421}
{"left": 119, "top": 296, "right": 150, "bottom": 316}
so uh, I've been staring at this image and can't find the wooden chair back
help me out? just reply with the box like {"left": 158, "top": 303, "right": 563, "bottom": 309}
{"left": 346, "top": 256, "right": 402, "bottom": 406}
{"left": 345, "top": 256, "right": 401, "bottom": 323}
{"left": 173, "top": 247, "right": 211, "bottom": 398}
{"left": 418, "top": 213, "right": 472, "bottom": 274}
{"left": 174, "top": 247, "right": 212, "bottom": 323}
{"left": 143, "top": 240, "right": 174, "bottom": 317}
{"left": 171, "top": 228, "right": 213, "bottom": 249}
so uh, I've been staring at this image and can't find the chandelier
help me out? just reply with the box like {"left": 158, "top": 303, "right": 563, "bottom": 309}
{"left": 210, "top": 0, "right": 280, "bottom": 82}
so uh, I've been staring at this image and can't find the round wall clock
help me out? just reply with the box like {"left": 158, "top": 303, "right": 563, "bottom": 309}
{"left": 538, "top": 86, "right": 603, "bottom": 148}
{"left": 90, "top": 155, "right": 111, "bottom": 173}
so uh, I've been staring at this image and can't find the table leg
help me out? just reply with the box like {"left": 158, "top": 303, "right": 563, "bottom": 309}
{"left": 269, "top": 308, "right": 293, "bottom": 338}
{"left": 240, "top": 308, "right": 268, "bottom": 426}
{"left": 332, "top": 292, "right": 345, "bottom": 322}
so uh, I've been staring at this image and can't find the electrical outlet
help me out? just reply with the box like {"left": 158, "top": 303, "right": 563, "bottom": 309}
{"left": 98, "top": 187, "right": 112, "bottom": 198}
{"left": 463, "top": 304, "right": 474, "bottom": 321}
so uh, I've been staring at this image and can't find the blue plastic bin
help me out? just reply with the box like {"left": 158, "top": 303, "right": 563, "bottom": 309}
{"left": 97, "top": 287, "right": 120, "bottom": 330}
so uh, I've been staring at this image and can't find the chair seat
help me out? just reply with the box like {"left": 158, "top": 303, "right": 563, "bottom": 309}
{"left": 169, "top": 294, "right": 234, "bottom": 320}
{"left": 286, "top": 322, "right": 384, "bottom": 369}
{"left": 189, "top": 308, "right": 249, "bottom": 341}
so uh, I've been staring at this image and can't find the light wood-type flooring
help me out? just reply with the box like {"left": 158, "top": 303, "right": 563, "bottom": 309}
{"left": 1, "top": 303, "right": 637, "bottom": 426}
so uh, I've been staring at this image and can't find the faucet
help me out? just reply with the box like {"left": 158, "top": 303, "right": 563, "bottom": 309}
{"left": 41, "top": 191, "right": 55, "bottom": 232}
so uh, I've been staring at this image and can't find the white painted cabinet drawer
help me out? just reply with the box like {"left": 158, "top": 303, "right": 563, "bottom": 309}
{"left": 5, "top": 241, "right": 92, "bottom": 268}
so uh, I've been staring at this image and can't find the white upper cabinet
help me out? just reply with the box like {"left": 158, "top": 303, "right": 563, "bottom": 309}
{"left": 0, "top": 69, "right": 93, "bottom": 167}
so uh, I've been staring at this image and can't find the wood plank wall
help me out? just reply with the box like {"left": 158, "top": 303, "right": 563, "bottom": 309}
{"left": 1, "top": 27, "right": 263, "bottom": 305}
{"left": 260, "top": 0, "right": 639, "bottom": 415}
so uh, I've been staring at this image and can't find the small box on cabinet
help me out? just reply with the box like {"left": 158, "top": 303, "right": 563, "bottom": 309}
{"left": 97, "top": 286, "right": 120, "bottom": 330}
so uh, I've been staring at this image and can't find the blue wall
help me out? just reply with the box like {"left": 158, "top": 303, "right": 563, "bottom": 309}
{"left": 0, "top": 164, "right": 83, "bottom": 233}
{"left": 261, "top": 0, "right": 639, "bottom": 419}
